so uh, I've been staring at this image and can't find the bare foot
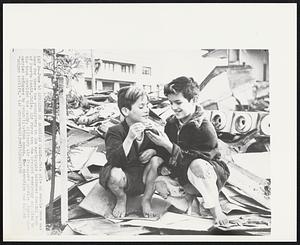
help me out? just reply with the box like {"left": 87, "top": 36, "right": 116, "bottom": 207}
{"left": 112, "top": 196, "right": 126, "bottom": 218}
{"left": 184, "top": 194, "right": 194, "bottom": 215}
{"left": 210, "top": 205, "right": 229, "bottom": 226}
{"left": 141, "top": 199, "right": 156, "bottom": 218}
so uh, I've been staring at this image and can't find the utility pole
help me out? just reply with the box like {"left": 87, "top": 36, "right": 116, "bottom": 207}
{"left": 48, "top": 49, "right": 57, "bottom": 223}
{"left": 46, "top": 49, "right": 81, "bottom": 225}
{"left": 59, "top": 76, "right": 68, "bottom": 225}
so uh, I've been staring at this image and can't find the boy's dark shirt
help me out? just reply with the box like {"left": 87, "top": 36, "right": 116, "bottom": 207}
{"left": 99, "top": 120, "right": 162, "bottom": 189}
{"left": 105, "top": 120, "right": 160, "bottom": 168}
{"left": 157, "top": 106, "right": 230, "bottom": 190}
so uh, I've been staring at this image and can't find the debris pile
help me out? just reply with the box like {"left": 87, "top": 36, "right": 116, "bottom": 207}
{"left": 44, "top": 89, "right": 271, "bottom": 236}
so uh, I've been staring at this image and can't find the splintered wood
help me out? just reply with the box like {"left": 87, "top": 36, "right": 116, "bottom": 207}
{"left": 52, "top": 100, "right": 271, "bottom": 235}
{"left": 226, "top": 161, "right": 271, "bottom": 209}
{"left": 67, "top": 217, "right": 151, "bottom": 235}
{"left": 121, "top": 212, "right": 214, "bottom": 232}
{"left": 55, "top": 150, "right": 271, "bottom": 235}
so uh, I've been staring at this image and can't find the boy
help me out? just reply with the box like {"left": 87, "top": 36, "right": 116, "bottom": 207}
{"left": 146, "top": 76, "right": 230, "bottom": 225}
{"left": 99, "top": 86, "right": 164, "bottom": 218}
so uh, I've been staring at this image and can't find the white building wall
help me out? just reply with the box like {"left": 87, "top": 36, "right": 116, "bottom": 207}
{"left": 81, "top": 51, "right": 158, "bottom": 93}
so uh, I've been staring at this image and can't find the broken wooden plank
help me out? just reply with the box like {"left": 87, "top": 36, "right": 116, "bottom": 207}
{"left": 79, "top": 182, "right": 170, "bottom": 219}
{"left": 221, "top": 185, "right": 250, "bottom": 209}
{"left": 86, "top": 99, "right": 105, "bottom": 106}
{"left": 67, "top": 171, "right": 85, "bottom": 184}
{"left": 68, "top": 107, "right": 85, "bottom": 120}
{"left": 80, "top": 165, "right": 100, "bottom": 181}
{"left": 61, "top": 224, "right": 79, "bottom": 235}
{"left": 232, "top": 152, "right": 270, "bottom": 179}
{"left": 219, "top": 195, "right": 255, "bottom": 215}
{"left": 223, "top": 184, "right": 270, "bottom": 213}
{"left": 84, "top": 150, "right": 107, "bottom": 167}
{"left": 79, "top": 150, "right": 107, "bottom": 180}
{"left": 121, "top": 212, "right": 214, "bottom": 232}
{"left": 226, "top": 161, "right": 271, "bottom": 209}
{"left": 67, "top": 128, "right": 96, "bottom": 146}
{"left": 68, "top": 146, "right": 96, "bottom": 171}
{"left": 79, "top": 167, "right": 99, "bottom": 181}
{"left": 85, "top": 94, "right": 110, "bottom": 102}
{"left": 215, "top": 214, "right": 271, "bottom": 232}
{"left": 79, "top": 136, "right": 105, "bottom": 149}
{"left": 44, "top": 177, "right": 76, "bottom": 206}
{"left": 68, "top": 205, "right": 92, "bottom": 220}
{"left": 67, "top": 217, "right": 116, "bottom": 235}
{"left": 216, "top": 224, "right": 270, "bottom": 232}
{"left": 67, "top": 121, "right": 92, "bottom": 133}
{"left": 46, "top": 187, "right": 85, "bottom": 223}
{"left": 78, "top": 182, "right": 115, "bottom": 217}
{"left": 230, "top": 195, "right": 270, "bottom": 213}
{"left": 67, "top": 217, "right": 150, "bottom": 236}
{"left": 186, "top": 195, "right": 253, "bottom": 220}
{"left": 101, "top": 226, "right": 153, "bottom": 236}
{"left": 77, "top": 178, "right": 98, "bottom": 197}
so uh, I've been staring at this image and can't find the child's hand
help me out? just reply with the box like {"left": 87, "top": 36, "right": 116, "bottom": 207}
{"left": 139, "top": 149, "right": 157, "bottom": 164}
{"left": 145, "top": 129, "right": 173, "bottom": 152}
{"left": 127, "top": 122, "right": 145, "bottom": 141}
{"left": 160, "top": 166, "right": 172, "bottom": 176}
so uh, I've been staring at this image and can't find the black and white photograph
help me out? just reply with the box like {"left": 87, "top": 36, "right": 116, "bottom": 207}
{"left": 42, "top": 48, "right": 271, "bottom": 236}
{"left": 3, "top": 3, "right": 297, "bottom": 242}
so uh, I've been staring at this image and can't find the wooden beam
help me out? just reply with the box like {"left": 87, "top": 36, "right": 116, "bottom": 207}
{"left": 226, "top": 161, "right": 271, "bottom": 209}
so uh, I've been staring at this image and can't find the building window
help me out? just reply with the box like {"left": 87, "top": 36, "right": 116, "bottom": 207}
{"left": 110, "top": 63, "right": 115, "bottom": 71}
{"left": 102, "top": 81, "right": 114, "bottom": 91}
{"left": 263, "top": 63, "right": 267, "bottom": 81}
{"left": 142, "top": 66, "right": 151, "bottom": 75}
{"left": 85, "top": 79, "right": 92, "bottom": 90}
{"left": 120, "top": 83, "right": 131, "bottom": 88}
{"left": 95, "top": 79, "right": 102, "bottom": 91}
{"left": 236, "top": 49, "right": 240, "bottom": 62}
{"left": 102, "top": 60, "right": 115, "bottom": 72}
{"left": 121, "top": 64, "right": 135, "bottom": 73}
{"left": 121, "top": 65, "right": 127, "bottom": 73}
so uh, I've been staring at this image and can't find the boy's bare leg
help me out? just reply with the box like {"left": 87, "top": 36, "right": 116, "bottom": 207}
{"left": 141, "top": 156, "right": 164, "bottom": 217}
{"left": 187, "top": 159, "right": 228, "bottom": 225}
{"left": 155, "top": 176, "right": 190, "bottom": 212}
{"left": 107, "top": 168, "right": 127, "bottom": 218}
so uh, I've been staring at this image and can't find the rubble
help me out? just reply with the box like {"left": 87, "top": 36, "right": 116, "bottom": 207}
{"left": 44, "top": 89, "right": 271, "bottom": 236}
{"left": 79, "top": 183, "right": 171, "bottom": 220}
{"left": 66, "top": 217, "right": 154, "bottom": 236}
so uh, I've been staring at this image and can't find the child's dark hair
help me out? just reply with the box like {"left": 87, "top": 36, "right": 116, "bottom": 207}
{"left": 164, "top": 76, "right": 200, "bottom": 101}
{"left": 117, "top": 86, "right": 148, "bottom": 113}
